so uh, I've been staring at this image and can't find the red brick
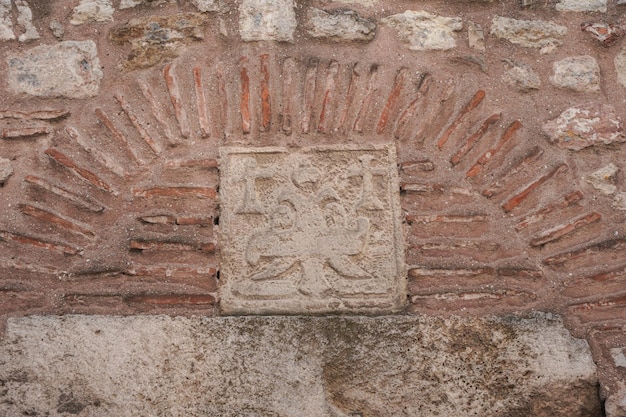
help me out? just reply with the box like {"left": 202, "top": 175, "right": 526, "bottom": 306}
{"left": 436, "top": 90, "right": 485, "bottom": 149}
{"left": 164, "top": 63, "right": 190, "bottom": 138}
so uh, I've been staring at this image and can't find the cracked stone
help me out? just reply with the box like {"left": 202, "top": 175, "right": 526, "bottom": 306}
{"left": 542, "top": 102, "right": 625, "bottom": 151}
{"left": 239, "top": 0, "right": 296, "bottom": 42}
{"left": 307, "top": 8, "right": 376, "bottom": 42}
{"left": 6, "top": 40, "right": 103, "bottom": 98}
{"left": 382, "top": 10, "right": 463, "bottom": 51}
{"left": 490, "top": 16, "right": 567, "bottom": 54}
{"left": 502, "top": 60, "right": 541, "bottom": 92}
{"left": 0, "top": 314, "right": 601, "bottom": 416}
{"left": 550, "top": 55, "right": 600, "bottom": 92}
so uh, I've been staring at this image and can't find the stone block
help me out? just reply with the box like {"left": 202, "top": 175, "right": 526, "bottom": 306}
{"left": 587, "top": 163, "right": 619, "bottom": 195}
{"left": 70, "top": 0, "right": 114, "bottom": 25}
{"left": 239, "top": 0, "right": 297, "bottom": 42}
{"left": 550, "top": 55, "right": 600, "bottom": 92}
{"left": 556, "top": 0, "right": 607, "bottom": 12}
{"left": 0, "top": 0, "right": 13, "bottom": 41}
{"left": 0, "top": 314, "right": 601, "bottom": 416}
{"left": 542, "top": 102, "right": 625, "bottom": 150}
{"left": 382, "top": 10, "right": 463, "bottom": 50}
{"left": 0, "top": 157, "right": 12, "bottom": 185}
{"left": 616, "top": 46, "right": 626, "bottom": 88}
{"left": 490, "top": 16, "right": 567, "bottom": 54}
{"left": 307, "top": 8, "right": 376, "bottom": 42}
{"left": 6, "top": 41, "right": 103, "bottom": 99}
{"left": 218, "top": 144, "right": 406, "bottom": 314}
{"left": 502, "top": 60, "right": 541, "bottom": 92}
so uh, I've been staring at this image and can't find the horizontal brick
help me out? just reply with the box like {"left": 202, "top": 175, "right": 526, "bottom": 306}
{"left": 129, "top": 239, "right": 216, "bottom": 252}
{"left": 0, "top": 230, "right": 80, "bottom": 255}
{"left": 409, "top": 289, "right": 537, "bottom": 311}
{"left": 0, "top": 109, "right": 69, "bottom": 120}
{"left": 164, "top": 159, "right": 218, "bottom": 169}
{"left": 544, "top": 238, "right": 626, "bottom": 268}
{"left": 406, "top": 213, "right": 488, "bottom": 224}
{"left": 138, "top": 215, "right": 213, "bottom": 226}
{"left": 125, "top": 294, "right": 216, "bottom": 306}
{"left": 133, "top": 186, "right": 217, "bottom": 199}
{"left": 2, "top": 126, "right": 51, "bottom": 139}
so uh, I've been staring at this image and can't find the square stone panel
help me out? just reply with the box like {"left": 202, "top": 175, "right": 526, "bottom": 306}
{"left": 219, "top": 144, "right": 406, "bottom": 314}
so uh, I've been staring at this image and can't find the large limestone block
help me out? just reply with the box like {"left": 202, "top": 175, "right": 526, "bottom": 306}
{"left": 307, "top": 8, "right": 376, "bottom": 42}
{"left": 490, "top": 16, "right": 567, "bottom": 54}
{"left": 0, "top": 314, "right": 601, "bottom": 416}
{"left": 219, "top": 145, "right": 406, "bottom": 314}
{"left": 556, "top": 0, "right": 607, "bottom": 12}
{"left": 6, "top": 41, "right": 103, "bottom": 98}
{"left": 382, "top": 10, "right": 463, "bottom": 50}
{"left": 550, "top": 55, "right": 601, "bottom": 92}
{"left": 239, "top": 0, "right": 297, "bottom": 42}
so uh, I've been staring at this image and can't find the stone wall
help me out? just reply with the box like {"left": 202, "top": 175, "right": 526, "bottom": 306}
{"left": 0, "top": 0, "right": 625, "bottom": 415}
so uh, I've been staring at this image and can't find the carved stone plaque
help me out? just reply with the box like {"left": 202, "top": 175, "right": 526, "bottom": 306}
{"left": 219, "top": 144, "right": 406, "bottom": 314}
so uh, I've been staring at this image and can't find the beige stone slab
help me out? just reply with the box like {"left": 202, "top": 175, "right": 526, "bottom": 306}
{"left": 0, "top": 314, "right": 600, "bottom": 417}
{"left": 218, "top": 144, "right": 406, "bottom": 314}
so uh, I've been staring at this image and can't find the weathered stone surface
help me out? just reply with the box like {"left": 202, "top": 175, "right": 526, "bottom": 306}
{"left": 109, "top": 13, "right": 206, "bottom": 70}
{"left": 118, "top": 0, "right": 142, "bottom": 8}
{"left": 616, "top": 46, "right": 626, "bottom": 88}
{"left": 613, "top": 192, "right": 626, "bottom": 210}
{"left": 239, "top": 0, "right": 296, "bottom": 42}
{"left": 0, "top": 314, "right": 601, "bottom": 417}
{"left": 550, "top": 55, "right": 600, "bottom": 92}
{"left": 581, "top": 22, "right": 624, "bottom": 46}
{"left": 606, "top": 384, "right": 626, "bottom": 417}
{"left": 6, "top": 41, "right": 103, "bottom": 99}
{"left": 556, "top": 0, "right": 607, "bottom": 12}
{"left": 587, "top": 163, "right": 619, "bottom": 195}
{"left": 15, "top": 0, "right": 39, "bottom": 41}
{"left": 190, "top": 0, "right": 220, "bottom": 12}
{"left": 0, "top": 0, "right": 13, "bottom": 41}
{"left": 307, "top": 8, "right": 376, "bottom": 42}
{"left": 468, "top": 21, "right": 485, "bottom": 51}
{"left": 542, "top": 102, "right": 625, "bottom": 151}
{"left": 382, "top": 10, "right": 463, "bottom": 51}
{"left": 0, "top": 157, "right": 12, "bottom": 185}
{"left": 49, "top": 20, "right": 64, "bottom": 39}
{"left": 503, "top": 60, "right": 541, "bottom": 92}
{"left": 490, "top": 16, "right": 567, "bottom": 54}
{"left": 219, "top": 145, "right": 405, "bottom": 314}
{"left": 70, "top": 0, "right": 114, "bottom": 25}
{"left": 611, "top": 347, "right": 626, "bottom": 367}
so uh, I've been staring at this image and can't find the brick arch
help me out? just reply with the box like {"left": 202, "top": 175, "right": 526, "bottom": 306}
{"left": 0, "top": 49, "right": 621, "bottom": 328}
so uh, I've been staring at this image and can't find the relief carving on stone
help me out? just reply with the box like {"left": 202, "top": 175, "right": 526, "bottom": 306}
{"left": 219, "top": 144, "right": 405, "bottom": 314}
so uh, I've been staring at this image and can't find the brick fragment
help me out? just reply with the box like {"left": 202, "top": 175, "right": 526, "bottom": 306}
{"left": 0, "top": 230, "right": 80, "bottom": 255}
{"left": 377, "top": 67, "right": 408, "bottom": 134}
{"left": 1, "top": 126, "right": 51, "bottom": 139}
{"left": 129, "top": 239, "right": 216, "bottom": 252}
{"left": 515, "top": 190, "right": 583, "bottom": 231}
{"left": 165, "top": 159, "right": 218, "bottom": 169}
{"left": 336, "top": 63, "right": 359, "bottom": 134}
{"left": 19, "top": 204, "right": 95, "bottom": 238}
{"left": 45, "top": 148, "right": 116, "bottom": 195}
{"left": 133, "top": 186, "right": 216, "bottom": 199}
{"left": 406, "top": 213, "right": 488, "bottom": 224}
{"left": 317, "top": 61, "right": 339, "bottom": 133}
{"left": 260, "top": 54, "right": 271, "bottom": 132}
{"left": 399, "top": 159, "right": 435, "bottom": 173}
{"left": 436, "top": 90, "right": 485, "bottom": 149}
{"left": 394, "top": 73, "right": 430, "bottom": 140}
{"left": 450, "top": 112, "right": 500, "bottom": 166}
{"left": 502, "top": 163, "right": 568, "bottom": 213}
{"left": 0, "top": 109, "right": 69, "bottom": 120}
{"left": 193, "top": 66, "right": 211, "bottom": 138}
{"left": 581, "top": 22, "right": 624, "bottom": 46}
{"left": 24, "top": 175, "right": 105, "bottom": 213}
{"left": 125, "top": 293, "right": 216, "bottom": 306}
{"left": 239, "top": 57, "right": 251, "bottom": 134}
{"left": 530, "top": 212, "right": 601, "bottom": 247}
{"left": 138, "top": 78, "right": 177, "bottom": 145}
{"left": 164, "top": 63, "right": 190, "bottom": 138}
{"left": 281, "top": 57, "right": 297, "bottom": 134}
{"left": 481, "top": 146, "right": 544, "bottom": 198}
{"left": 65, "top": 126, "right": 127, "bottom": 177}
{"left": 95, "top": 108, "right": 143, "bottom": 165}
{"left": 353, "top": 64, "right": 378, "bottom": 133}
{"left": 466, "top": 120, "right": 522, "bottom": 178}
{"left": 301, "top": 58, "right": 319, "bottom": 134}
{"left": 115, "top": 93, "right": 163, "bottom": 154}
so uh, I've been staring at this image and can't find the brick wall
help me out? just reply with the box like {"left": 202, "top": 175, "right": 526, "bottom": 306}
{"left": 0, "top": 0, "right": 625, "bottom": 414}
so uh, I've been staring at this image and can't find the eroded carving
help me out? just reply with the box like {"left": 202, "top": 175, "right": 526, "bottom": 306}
{"left": 219, "top": 145, "right": 405, "bottom": 314}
